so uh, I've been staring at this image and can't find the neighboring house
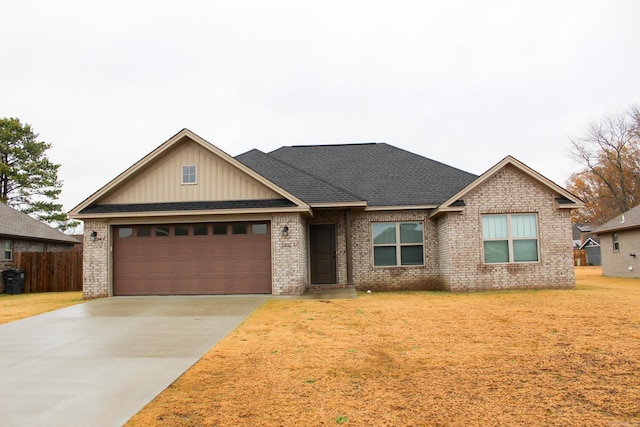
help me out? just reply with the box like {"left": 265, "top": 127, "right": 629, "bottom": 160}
{"left": 572, "top": 224, "right": 601, "bottom": 266}
{"left": 593, "top": 204, "right": 640, "bottom": 278}
{"left": 70, "top": 129, "right": 583, "bottom": 298}
{"left": 0, "top": 203, "right": 79, "bottom": 292}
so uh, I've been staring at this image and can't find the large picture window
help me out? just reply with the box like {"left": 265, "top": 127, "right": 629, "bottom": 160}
{"left": 482, "top": 214, "right": 539, "bottom": 263}
{"left": 372, "top": 222, "right": 424, "bottom": 267}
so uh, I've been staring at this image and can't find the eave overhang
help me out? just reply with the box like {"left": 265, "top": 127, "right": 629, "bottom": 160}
{"left": 364, "top": 204, "right": 438, "bottom": 212}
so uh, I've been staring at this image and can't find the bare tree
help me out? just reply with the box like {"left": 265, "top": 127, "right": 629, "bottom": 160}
{"left": 567, "top": 107, "right": 640, "bottom": 224}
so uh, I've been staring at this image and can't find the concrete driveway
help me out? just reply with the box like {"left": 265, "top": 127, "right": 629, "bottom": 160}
{"left": 0, "top": 295, "right": 268, "bottom": 427}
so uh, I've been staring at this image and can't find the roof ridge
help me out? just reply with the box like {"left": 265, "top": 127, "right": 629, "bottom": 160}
{"left": 250, "top": 150, "right": 367, "bottom": 202}
{"left": 288, "top": 142, "right": 379, "bottom": 148}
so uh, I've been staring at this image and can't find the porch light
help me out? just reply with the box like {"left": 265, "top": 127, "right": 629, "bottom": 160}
{"left": 90, "top": 231, "right": 98, "bottom": 241}
{"left": 282, "top": 225, "right": 289, "bottom": 236}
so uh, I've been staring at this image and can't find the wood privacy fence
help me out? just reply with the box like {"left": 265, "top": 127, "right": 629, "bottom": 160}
{"left": 573, "top": 249, "right": 587, "bottom": 267}
{"left": 14, "top": 251, "right": 83, "bottom": 293}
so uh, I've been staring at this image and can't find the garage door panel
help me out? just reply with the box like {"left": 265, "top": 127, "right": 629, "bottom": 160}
{"left": 114, "top": 222, "right": 271, "bottom": 295}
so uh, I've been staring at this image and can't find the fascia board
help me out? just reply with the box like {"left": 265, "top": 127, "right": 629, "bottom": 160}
{"left": 71, "top": 206, "right": 312, "bottom": 221}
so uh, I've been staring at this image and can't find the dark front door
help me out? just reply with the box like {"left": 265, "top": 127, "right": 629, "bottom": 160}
{"left": 310, "top": 224, "right": 337, "bottom": 284}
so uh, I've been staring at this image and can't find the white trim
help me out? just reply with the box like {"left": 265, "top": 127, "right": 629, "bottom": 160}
{"left": 72, "top": 206, "right": 311, "bottom": 221}
{"left": 181, "top": 164, "right": 197, "bottom": 185}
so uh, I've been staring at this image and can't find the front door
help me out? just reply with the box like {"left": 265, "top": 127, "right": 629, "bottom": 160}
{"left": 310, "top": 224, "right": 337, "bottom": 284}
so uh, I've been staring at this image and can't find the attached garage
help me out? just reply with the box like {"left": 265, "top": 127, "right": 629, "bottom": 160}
{"left": 113, "top": 222, "right": 272, "bottom": 295}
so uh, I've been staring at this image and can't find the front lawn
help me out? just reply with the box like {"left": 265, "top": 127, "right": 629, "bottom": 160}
{"left": 128, "top": 267, "right": 640, "bottom": 426}
{"left": 0, "top": 291, "right": 84, "bottom": 324}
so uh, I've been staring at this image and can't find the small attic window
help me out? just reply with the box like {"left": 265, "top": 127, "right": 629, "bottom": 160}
{"left": 182, "top": 165, "right": 197, "bottom": 185}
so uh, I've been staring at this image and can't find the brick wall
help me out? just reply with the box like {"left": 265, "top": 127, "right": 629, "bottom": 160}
{"left": 441, "top": 165, "right": 575, "bottom": 291}
{"left": 599, "top": 230, "right": 640, "bottom": 278}
{"left": 271, "top": 213, "right": 308, "bottom": 295}
{"left": 350, "top": 210, "right": 443, "bottom": 291}
{"left": 82, "top": 220, "right": 110, "bottom": 298}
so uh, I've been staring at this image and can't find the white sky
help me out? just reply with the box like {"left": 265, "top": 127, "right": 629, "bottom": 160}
{"left": 2, "top": 0, "right": 639, "bottom": 212}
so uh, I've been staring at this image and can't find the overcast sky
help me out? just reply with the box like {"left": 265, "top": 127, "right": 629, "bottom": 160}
{"left": 2, "top": 1, "right": 639, "bottom": 213}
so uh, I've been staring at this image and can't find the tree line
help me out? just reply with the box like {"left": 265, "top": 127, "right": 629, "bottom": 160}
{"left": 567, "top": 106, "right": 640, "bottom": 225}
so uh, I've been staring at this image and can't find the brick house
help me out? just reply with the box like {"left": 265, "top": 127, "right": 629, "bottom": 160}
{"left": 593, "top": 204, "right": 640, "bottom": 278}
{"left": 0, "top": 203, "right": 79, "bottom": 292}
{"left": 70, "top": 129, "right": 582, "bottom": 298}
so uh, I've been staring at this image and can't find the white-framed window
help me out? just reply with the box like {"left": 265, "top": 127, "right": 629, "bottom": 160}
{"left": 4, "top": 240, "right": 12, "bottom": 260}
{"left": 482, "top": 213, "right": 539, "bottom": 263}
{"left": 613, "top": 233, "right": 620, "bottom": 252}
{"left": 182, "top": 165, "right": 197, "bottom": 185}
{"left": 372, "top": 222, "right": 424, "bottom": 267}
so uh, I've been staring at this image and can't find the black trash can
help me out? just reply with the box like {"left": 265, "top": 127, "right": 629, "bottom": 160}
{"left": 3, "top": 269, "right": 26, "bottom": 294}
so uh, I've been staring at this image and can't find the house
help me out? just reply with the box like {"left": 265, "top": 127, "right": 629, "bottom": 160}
{"left": 572, "top": 224, "right": 601, "bottom": 266}
{"left": 0, "top": 203, "right": 79, "bottom": 292}
{"left": 593, "top": 204, "right": 640, "bottom": 278}
{"left": 69, "top": 129, "right": 583, "bottom": 298}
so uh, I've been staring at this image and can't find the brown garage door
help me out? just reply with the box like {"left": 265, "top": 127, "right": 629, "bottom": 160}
{"left": 113, "top": 222, "right": 271, "bottom": 295}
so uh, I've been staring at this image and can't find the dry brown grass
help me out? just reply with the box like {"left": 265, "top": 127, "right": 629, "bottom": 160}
{"left": 0, "top": 291, "right": 84, "bottom": 324}
{"left": 128, "top": 267, "right": 640, "bottom": 426}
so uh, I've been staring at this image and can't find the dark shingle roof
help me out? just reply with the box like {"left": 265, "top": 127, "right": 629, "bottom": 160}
{"left": 235, "top": 149, "right": 365, "bottom": 204}
{"left": 0, "top": 203, "right": 78, "bottom": 244}
{"left": 594, "top": 204, "right": 640, "bottom": 233}
{"left": 237, "top": 143, "right": 477, "bottom": 206}
{"left": 79, "top": 199, "right": 297, "bottom": 214}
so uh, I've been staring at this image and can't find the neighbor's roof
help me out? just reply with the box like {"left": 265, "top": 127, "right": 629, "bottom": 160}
{"left": 0, "top": 203, "right": 78, "bottom": 244}
{"left": 237, "top": 143, "right": 478, "bottom": 207}
{"left": 594, "top": 204, "right": 640, "bottom": 234}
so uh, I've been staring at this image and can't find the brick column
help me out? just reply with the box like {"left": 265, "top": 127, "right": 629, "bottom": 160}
{"left": 82, "top": 220, "right": 109, "bottom": 298}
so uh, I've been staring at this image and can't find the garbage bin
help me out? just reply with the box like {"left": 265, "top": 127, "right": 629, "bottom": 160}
{"left": 2, "top": 269, "right": 26, "bottom": 294}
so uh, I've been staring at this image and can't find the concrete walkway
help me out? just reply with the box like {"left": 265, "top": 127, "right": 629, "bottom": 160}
{"left": 0, "top": 296, "right": 268, "bottom": 427}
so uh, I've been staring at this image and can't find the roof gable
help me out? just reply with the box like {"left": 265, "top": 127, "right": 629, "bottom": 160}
{"left": 0, "top": 203, "right": 78, "bottom": 244}
{"left": 430, "top": 156, "right": 584, "bottom": 217}
{"left": 70, "top": 129, "right": 309, "bottom": 217}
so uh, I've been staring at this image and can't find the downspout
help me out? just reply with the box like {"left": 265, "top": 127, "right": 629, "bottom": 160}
{"left": 345, "top": 209, "right": 353, "bottom": 284}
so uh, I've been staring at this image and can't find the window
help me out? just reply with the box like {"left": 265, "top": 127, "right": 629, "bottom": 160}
{"left": 482, "top": 214, "right": 539, "bottom": 263}
{"left": 175, "top": 226, "right": 189, "bottom": 236}
{"left": 119, "top": 228, "right": 133, "bottom": 238}
{"left": 252, "top": 224, "right": 268, "bottom": 235}
{"left": 4, "top": 241, "right": 12, "bottom": 260}
{"left": 233, "top": 224, "right": 247, "bottom": 235}
{"left": 155, "top": 226, "right": 170, "bottom": 237}
{"left": 613, "top": 233, "right": 620, "bottom": 252}
{"left": 372, "top": 222, "right": 424, "bottom": 267}
{"left": 213, "top": 225, "right": 227, "bottom": 235}
{"left": 137, "top": 227, "right": 151, "bottom": 237}
{"left": 194, "top": 225, "right": 208, "bottom": 235}
{"left": 182, "top": 165, "right": 197, "bottom": 185}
